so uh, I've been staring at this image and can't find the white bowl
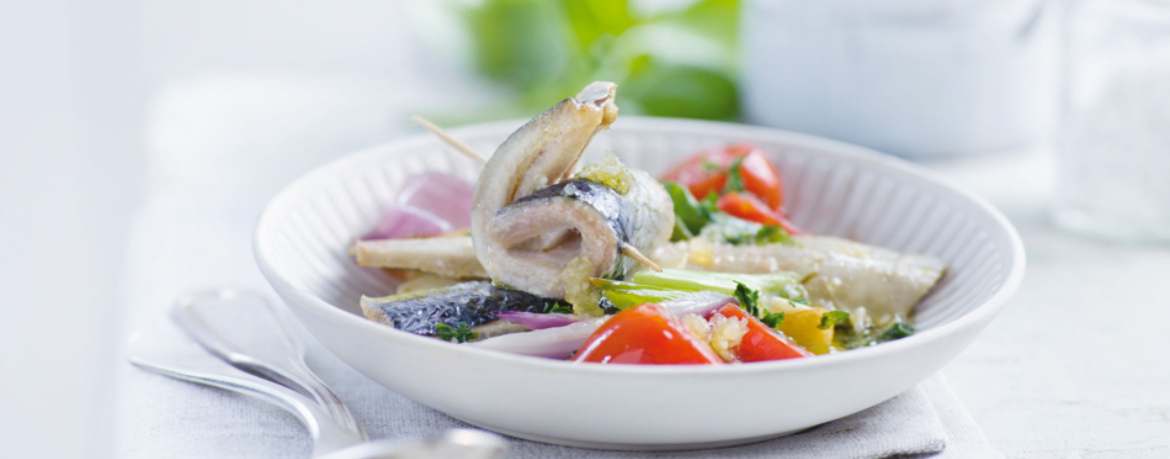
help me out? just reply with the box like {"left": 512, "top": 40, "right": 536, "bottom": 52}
{"left": 254, "top": 117, "right": 1025, "bottom": 449}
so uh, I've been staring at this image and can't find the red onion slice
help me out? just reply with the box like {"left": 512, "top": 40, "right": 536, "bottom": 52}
{"left": 495, "top": 311, "right": 584, "bottom": 330}
{"left": 362, "top": 205, "right": 452, "bottom": 240}
{"left": 396, "top": 172, "right": 475, "bottom": 228}
{"left": 662, "top": 291, "right": 736, "bottom": 318}
{"left": 470, "top": 318, "right": 607, "bottom": 359}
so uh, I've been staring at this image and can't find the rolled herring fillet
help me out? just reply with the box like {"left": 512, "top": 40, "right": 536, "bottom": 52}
{"left": 471, "top": 81, "right": 672, "bottom": 299}
{"left": 652, "top": 235, "right": 946, "bottom": 317}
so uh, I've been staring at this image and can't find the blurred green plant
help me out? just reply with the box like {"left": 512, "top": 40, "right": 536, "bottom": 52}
{"left": 460, "top": 0, "right": 740, "bottom": 120}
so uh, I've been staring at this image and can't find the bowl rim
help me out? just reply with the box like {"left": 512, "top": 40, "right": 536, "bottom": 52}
{"left": 254, "top": 116, "right": 1026, "bottom": 376}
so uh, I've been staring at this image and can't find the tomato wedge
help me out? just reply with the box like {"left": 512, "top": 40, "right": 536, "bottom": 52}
{"left": 737, "top": 150, "right": 784, "bottom": 210}
{"left": 660, "top": 144, "right": 785, "bottom": 210}
{"left": 573, "top": 304, "right": 722, "bottom": 365}
{"left": 710, "top": 304, "right": 812, "bottom": 362}
{"left": 716, "top": 192, "right": 802, "bottom": 234}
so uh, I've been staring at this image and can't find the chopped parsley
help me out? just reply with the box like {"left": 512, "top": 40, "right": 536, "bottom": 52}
{"left": 435, "top": 322, "right": 478, "bottom": 343}
{"left": 760, "top": 310, "right": 785, "bottom": 330}
{"left": 879, "top": 321, "right": 915, "bottom": 340}
{"left": 818, "top": 311, "right": 851, "bottom": 330}
{"left": 733, "top": 282, "right": 785, "bottom": 330}
{"left": 536, "top": 301, "right": 573, "bottom": 315}
{"left": 722, "top": 156, "right": 746, "bottom": 193}
{"left": 831, "top": 316, "right": 916, "bottom": 349}
{"left": 733, "top": 282, "right": 761, "bottom": 316}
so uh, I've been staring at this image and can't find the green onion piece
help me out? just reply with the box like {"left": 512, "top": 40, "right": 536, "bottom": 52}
{"left": 630, "top": 269, "right": 807, "bottom": 301}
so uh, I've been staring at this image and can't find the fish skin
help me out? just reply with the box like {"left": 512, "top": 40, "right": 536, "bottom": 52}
{"left": 360, "top": 281, "right": 570, "bottom": 337}
{"left": 483, "top": 169, "right": 673, "bottom": 298}
{"left": 472, "top": 82, "right": 622, "bottom": 297}
{"left": 651, "top": 235, "right": 946, "bottom": 318}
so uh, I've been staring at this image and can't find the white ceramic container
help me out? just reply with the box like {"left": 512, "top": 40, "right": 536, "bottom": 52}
{"left": 255, "top": 117, "right": 1024, "bottom": 449}
{"left": 742, "top": 0, "right": 1057, "bottom": 158}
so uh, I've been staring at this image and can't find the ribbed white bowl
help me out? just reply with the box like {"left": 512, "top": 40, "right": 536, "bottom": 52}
{"left": 255, "top": 117, "right": 1024, "bottom": 449}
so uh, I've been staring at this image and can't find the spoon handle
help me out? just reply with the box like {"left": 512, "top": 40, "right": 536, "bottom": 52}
{"left": 128, "top": 324, "right": 366, "bottom": 457}
{"left": 171, "top": 289, "right": 366, "bottom": 438}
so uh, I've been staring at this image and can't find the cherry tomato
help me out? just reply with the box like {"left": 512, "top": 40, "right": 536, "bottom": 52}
{"left": 737, "top": 150, "right": 784, "bottom": 210}
{"left": 661, "top": 144, "right": 786, "bottom": 210}
{"left": 660, "top": 145, "right": 740, "bottom": 200}
{"left": 710, "top": 304, "right": 812, "bottom": 362}
{"left": 716, "top": 192, "right": 802, "bottom": 234}
{"left": 572, "top": 304, "right": 723, "bottom": 365}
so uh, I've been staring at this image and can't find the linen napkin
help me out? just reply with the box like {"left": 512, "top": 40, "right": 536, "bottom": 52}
{"left": 112, "top": 75, "right": 1001, "bottom": 458}
{"left": 110, "top": 174, "right": 1000, "bottom": 459}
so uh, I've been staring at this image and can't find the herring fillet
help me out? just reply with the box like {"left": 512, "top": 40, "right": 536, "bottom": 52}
{"left": 652, "top": 235, "right": 947, "bottom": 317}
{"left": 351, "top": 236, "right": 487, "bottom": 278}
{"left": 360, "top": 281, "right": 567, "bottom": 338}
{"left": 470, "top": 81, "right": 672, "bottom": 299}
{"left": 484, "top": 172, "right": 673, "bottom": 298}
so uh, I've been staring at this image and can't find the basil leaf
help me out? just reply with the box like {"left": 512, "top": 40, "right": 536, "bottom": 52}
{"left": 662, "top": 181, "right": 711, "bottom": 237}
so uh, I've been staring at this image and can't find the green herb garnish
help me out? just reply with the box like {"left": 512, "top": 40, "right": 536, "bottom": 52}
{"left": 722, "top": 156, "right": 746, "bottom": 193}
{"left": 662, "top": 181, "right": 712, "bottom": 240}
{"left": 535, "top": 301, "right": 573, "bottom": 314}
{"left": 435, "top": 323, "right": 478, "bottom": 343}
{"left": 760, "top": 311, "right": 785, "bottom": 330}
{"left": 818, "top": 311, "right": 851, "bottom": 330}
{"left": 706, "top": 214, "right": 795, "bottom": 246}
{"left": 732, "top": 281, "right": 785, "bottom": 330}
{"left": 733, "top": 282, "right": 761, "bottom": 317}
{"left": 879, "top": 321, "right": 915, "bottom": 340}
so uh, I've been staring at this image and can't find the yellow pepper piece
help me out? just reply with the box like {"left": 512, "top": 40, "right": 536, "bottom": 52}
{"left": 779, "top": 307, "right": 834, "bottom": 355}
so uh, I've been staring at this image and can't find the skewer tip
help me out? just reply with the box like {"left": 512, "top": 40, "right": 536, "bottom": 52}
{"left": 621, "top": 243, "right": 663, "bottom": 272}
{"left": 411, "top": 115, "right": 489, "bottom": 165}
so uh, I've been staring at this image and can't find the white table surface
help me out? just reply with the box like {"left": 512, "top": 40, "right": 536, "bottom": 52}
{"left": 929, "top": 152, "right": 1170, "bottom": 458}
{"left": 7, "top": 71, "right": 1170, "bottom": 458}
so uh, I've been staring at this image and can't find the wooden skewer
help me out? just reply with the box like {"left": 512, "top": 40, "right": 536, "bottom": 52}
{"left": 411, "top": 115, "right": 489, "bottom": 165}
{"left": 621, "top": 243, "right": 663, "bottom": 272}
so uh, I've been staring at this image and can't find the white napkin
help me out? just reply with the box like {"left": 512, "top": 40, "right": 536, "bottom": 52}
{"left": 110, "top": 181, "right": 1000, "bottom": 459}
{"left": 112, "top": 75, "right": 1001, "bottom": 458}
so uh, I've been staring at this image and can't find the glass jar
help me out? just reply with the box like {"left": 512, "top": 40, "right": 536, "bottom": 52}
{"left": 1054, "top": 0, "right": 1170, "bottom": 241}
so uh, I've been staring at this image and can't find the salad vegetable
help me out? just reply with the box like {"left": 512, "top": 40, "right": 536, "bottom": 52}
{"left": 591, "top": 269, "right": 808, "bottom": 310}
{"left": 350, "top": 82, "right": 937, "bottom": 365}
{"left": 572, "top": 303, "right": 723, "bottom": 365}
{"left": 709, "top": 304, "right": 812, "bottom": 362}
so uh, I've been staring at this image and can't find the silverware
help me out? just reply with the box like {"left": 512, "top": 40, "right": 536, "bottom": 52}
{"left": 128, "top": 289, "right": 509, "bottom": 458}
{"left": 128, "top": 321, "right": 367, "bottom": 457}
{"left": 170, "top": 289, "right": 365, "bottom": 438}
